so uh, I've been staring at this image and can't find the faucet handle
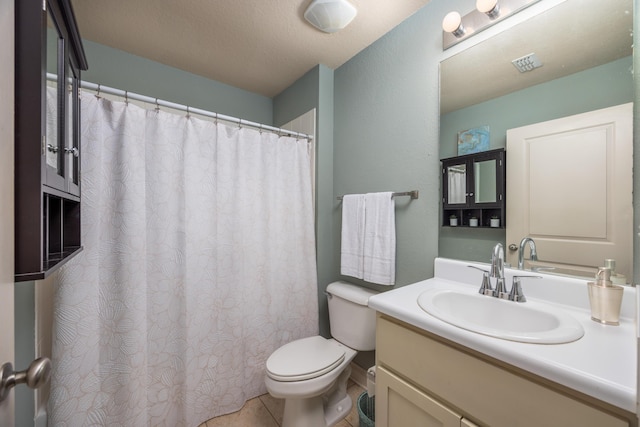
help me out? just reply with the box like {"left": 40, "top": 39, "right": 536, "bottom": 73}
{"left": 467, "top": 265, "right": 493, "bottom": 296}
{"left": 508, "top": 275, "right": 542, "bottom": 302}
{"left": 495, "top": 278, "right": 508, "bottom": 299}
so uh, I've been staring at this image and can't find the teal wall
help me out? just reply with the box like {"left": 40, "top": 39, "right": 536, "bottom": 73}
{"left": 332, "top": 1, "right": 453, "bottom": 291}
{"left": 330, "top": 1, "right": 456, "bottom": 368}
{"left": 439, "top": 56, "right": 634, "bottom": 263}
{"left": 81, "top": 40, "right": 273, "bottom": 125}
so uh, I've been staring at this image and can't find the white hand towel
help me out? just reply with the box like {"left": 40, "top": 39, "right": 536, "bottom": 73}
{"left": 340, "top": 194, "right": 365, "bottom": 279}
{"left": 363, "top": 192, "right": 396, "bottom": 285}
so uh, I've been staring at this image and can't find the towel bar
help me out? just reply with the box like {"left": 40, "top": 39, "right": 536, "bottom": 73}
{"left": 337, "top": 190, "right": 419, "bottom": 201}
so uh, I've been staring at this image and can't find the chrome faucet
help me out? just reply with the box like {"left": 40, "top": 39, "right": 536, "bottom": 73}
{"left": 468, "top": 242, "right": 542, "bottom": 302}
{"left": 518, "top": 237, "right": 538, "bottom": 270}
{"left": 490, "top": 243, "right": 508, "bottom": 298}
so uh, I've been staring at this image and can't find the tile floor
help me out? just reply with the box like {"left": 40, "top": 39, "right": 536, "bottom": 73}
{"left": 200, "top": 381, "right": 366, "bottom": 427}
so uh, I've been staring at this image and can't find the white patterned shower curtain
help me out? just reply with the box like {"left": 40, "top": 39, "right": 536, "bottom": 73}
{"left": 49, "top": 93, "right": 319, "bottom": 426}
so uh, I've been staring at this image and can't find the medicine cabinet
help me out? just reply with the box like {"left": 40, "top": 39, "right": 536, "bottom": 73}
{"left": 441, "top": 148, "right": 505, "bottom": 228}
{"left": 15, "top": 0, "right": 88, "bottom": 281}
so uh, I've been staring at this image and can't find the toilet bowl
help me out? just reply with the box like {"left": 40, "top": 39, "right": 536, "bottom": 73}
{"left": 264, "top": 281, "right": 378, "bottom": 427}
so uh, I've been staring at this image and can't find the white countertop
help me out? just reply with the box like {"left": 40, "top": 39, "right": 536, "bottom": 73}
{"left": 368, "top": 258, "right": 637, "bottom": 413}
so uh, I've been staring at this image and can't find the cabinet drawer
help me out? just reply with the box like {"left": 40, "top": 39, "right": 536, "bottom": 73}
{"left": 376, "top": 315, "right": 631, "bottom": 427}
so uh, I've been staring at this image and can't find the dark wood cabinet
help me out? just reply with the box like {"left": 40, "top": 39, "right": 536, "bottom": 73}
{"left": 15, "top": 0, "right": 88, "bottom": 281}
{"left": 441, "top": 148, "right": 505, "bottom": 228}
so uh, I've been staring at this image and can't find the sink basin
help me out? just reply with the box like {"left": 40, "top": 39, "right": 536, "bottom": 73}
{"left": 417, "top": 288, "right": 584, "bottom": 344}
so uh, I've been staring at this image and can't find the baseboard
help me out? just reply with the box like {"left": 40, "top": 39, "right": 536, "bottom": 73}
{"left": 350, "top": 362, "right": 368, "bottom": 389}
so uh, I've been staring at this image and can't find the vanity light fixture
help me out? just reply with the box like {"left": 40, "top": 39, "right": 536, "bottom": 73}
{"left": 304, "top": 0, "right": 357, "bottom": 34}
{"left": 476, "top": 0, "right": 501, "bottom": 19}
{"left": 442, "top": 0, "right": 540, "bottom": 50}
{"left": 442, "top": 11, "right": 466, "bottom": 38}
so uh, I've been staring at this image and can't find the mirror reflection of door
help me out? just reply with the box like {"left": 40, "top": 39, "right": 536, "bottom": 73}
{"left": 506, "top": 103, "right": 633, "bottom": 280}
{"left": 447, "top": 164, "right": 466, "bottom": 204}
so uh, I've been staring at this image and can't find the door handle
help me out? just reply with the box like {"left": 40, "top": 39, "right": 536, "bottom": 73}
{"left": 0, "top": 357, "right": 51, "bottom": 402}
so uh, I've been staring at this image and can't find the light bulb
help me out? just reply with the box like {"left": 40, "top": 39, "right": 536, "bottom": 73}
{"left": 476, "top": 0, "right": 500, "bottom": 19}
{"left": 442, "top": 11, "right": 465, "bottom": 37}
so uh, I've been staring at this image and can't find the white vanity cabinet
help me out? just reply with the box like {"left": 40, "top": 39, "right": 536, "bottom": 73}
{"left": 375, "top": 314, "right": 635, "bottom": 427}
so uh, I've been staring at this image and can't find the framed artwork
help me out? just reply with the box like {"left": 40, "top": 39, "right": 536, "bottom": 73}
{"left": 457, "top": 125, "right": 490, "bottom": 155}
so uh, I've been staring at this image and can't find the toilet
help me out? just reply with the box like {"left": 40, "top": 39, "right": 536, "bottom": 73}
{"left": 264, "top": 281, "right": 378, "bottom": 427}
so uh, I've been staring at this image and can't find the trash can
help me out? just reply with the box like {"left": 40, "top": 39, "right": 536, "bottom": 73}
{"left": 357, "top": 391, "right": 375, "bottom": 427}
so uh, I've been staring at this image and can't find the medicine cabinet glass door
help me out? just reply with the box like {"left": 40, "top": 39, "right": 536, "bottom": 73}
{"left": 65, "top": 64, "right": 81, "bottom": 195}
{"left": 45, "top": 7, "right": 67, "bottom": 192}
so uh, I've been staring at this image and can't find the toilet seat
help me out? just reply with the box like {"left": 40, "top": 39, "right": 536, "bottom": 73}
{"left": 266, "top": 336, "right": 346, "bottom": 382}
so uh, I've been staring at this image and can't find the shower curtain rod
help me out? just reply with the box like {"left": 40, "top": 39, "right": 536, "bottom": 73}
{"left": 47, "top": 73, "right": 313, "bottom": 140}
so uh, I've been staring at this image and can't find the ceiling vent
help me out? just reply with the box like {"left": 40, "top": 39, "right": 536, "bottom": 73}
{"left": 512, "top": 53, "right": 543, "bottom": 73}
{"left": 304, "top": 0, "right": 357, "bottom": 33}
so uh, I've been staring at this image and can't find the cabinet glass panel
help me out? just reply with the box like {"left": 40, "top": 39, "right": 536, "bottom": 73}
{"left": 447, "top": 163, "right": 466, "bottom": 204}
{"left": 45, "top": 10, "right": 62, "bottom": 173}
{"left": 66, "top": 65, "right": 79, "bottom": 188}
{"left": 474, "top": 159, "right": 497, "bottom": 203}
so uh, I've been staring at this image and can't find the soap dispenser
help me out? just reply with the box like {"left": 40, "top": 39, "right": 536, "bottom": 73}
{"left": 587, "top": 267, "right": 624, "bottom": 325}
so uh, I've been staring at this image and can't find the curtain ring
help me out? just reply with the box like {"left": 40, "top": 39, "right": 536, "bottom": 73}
{"left": 258, "top": 124, "right": 263, "bottom": 134}
{"left": 186, "top": 106, "right": 191, "bottom": 118}
{"left": 95, "top": 84, "right": 101, "bottom": 99}
{"left": 214, "top": 112, "right": 218, "bottom": 125}
{"left": 124, "top": 91, "right": 129, "bottom": 105}
{"left": 154, "top": 98, "right": 160, "bottom": 112}
{"left": 238, "top": 119, "right": 242, "bottom": 129}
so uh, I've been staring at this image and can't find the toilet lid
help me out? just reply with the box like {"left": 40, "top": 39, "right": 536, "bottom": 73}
{"left": 266, "top": 336, "right": 345, "bottom": 382}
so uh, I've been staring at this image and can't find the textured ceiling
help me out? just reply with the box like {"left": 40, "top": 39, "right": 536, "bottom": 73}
{"left": 71, "top": 0, "right": 431, "bottom": 97}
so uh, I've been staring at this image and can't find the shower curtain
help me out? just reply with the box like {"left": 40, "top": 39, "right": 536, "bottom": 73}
{"left": 49, "top": 93, "right": 319, "bottom": 426}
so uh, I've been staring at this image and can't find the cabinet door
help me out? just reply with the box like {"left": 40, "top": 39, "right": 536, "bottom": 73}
{"left": 44, "top": 5, "right": 67, "bottom": 193}
{"left": 470, "top": 150, "right": 503, "bottom": 208}
{"left": 376, "top": 367, "right": 462, "bottom": 427}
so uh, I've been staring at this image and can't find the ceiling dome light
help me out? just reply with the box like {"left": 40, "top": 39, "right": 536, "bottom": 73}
{"left": 304, "top": 0, "right": 357, "bottom": 33}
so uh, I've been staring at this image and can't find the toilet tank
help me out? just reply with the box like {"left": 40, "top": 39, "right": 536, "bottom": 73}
{"left": 326, "top": 281, "right": 378, "bottom": 351}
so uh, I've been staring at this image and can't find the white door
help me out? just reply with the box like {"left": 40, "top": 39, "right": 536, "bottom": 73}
{"left": 506, "top": 103, "right": 633, "bottom": 279}
{"left": 0, "top": 0, "right": 15, "bottom": 424}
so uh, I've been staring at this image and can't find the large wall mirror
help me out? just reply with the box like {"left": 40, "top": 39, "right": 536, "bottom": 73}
{"left": 439, "top": 0, "right": 634, "bottom": 280}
